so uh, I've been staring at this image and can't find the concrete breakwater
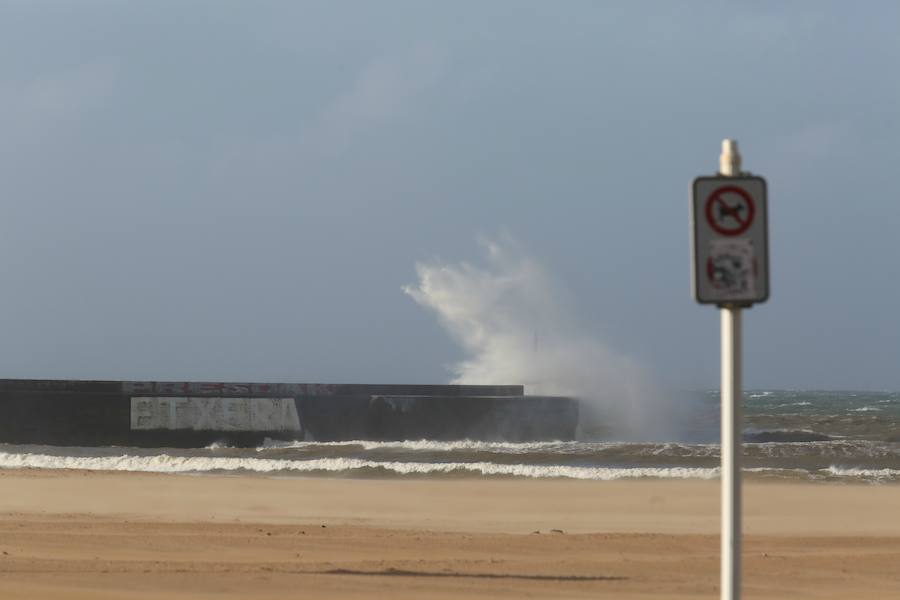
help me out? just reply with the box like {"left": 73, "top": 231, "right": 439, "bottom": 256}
{"left": 0, "top": 379, "right": 578, "bottom": 447}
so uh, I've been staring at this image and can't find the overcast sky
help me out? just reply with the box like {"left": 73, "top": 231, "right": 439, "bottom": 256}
{"left": 1, "top": 1, "right": 898, "bottom": 390}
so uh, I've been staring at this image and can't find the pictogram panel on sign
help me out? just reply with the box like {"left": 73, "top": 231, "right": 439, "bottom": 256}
{"left": 705, "top": 186, "right": 755, "bottom": 236}
{"left": 707, "top": 239, "right": 757, "bottom": 296}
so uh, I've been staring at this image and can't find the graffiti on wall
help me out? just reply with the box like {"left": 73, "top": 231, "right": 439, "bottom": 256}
{"left": 130, "top": 397, "right": 302, "bottom": 431}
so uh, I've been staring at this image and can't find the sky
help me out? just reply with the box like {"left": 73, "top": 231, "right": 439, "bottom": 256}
{"left": 0, "top": 1, "right": 898, "bottom": 390}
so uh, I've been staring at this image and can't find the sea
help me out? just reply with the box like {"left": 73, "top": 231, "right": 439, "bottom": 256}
{"left": 0, "top": 390, "right": 898, "bottom": 484}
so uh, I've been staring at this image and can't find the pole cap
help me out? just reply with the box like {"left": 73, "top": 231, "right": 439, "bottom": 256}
{"left": 719, "top": 139, "right": 742, "bottom": 176}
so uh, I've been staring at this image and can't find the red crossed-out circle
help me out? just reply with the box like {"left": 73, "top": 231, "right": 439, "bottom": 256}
{"left": 705, "top": 186, "right": 755, "bottom": 236}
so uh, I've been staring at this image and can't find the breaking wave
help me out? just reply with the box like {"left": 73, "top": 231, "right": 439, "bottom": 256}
{"left": 0, "top": 450, "right": 718, "bottom": 480}
{"left": 6, "top": 448, "right": 899, "bottom": 482}
{"left": 824, "top": 466, "right": 900, "bottom": 481}
{"left": 254, "top": 438, "right": 579, "bottom": 454}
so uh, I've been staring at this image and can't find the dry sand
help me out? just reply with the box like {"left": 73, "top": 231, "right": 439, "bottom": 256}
{"left": 1, "top": 469, "right": 898, "bottom": 598}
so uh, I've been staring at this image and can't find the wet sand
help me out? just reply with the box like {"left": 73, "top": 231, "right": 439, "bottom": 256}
{"left": 1, "top": 470, "right": 898, "bottom": 598}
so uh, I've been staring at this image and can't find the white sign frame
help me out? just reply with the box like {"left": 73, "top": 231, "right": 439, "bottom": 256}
{"left": 691, "top": 176, "right": 769, "bottom": 305}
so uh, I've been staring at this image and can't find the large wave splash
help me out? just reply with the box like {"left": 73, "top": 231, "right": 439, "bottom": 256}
{"left": 403, "top": 237, "right": 683, "bottom": 441}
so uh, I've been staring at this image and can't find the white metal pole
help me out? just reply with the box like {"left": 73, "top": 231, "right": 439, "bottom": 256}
{"left": 719, "top": 139, "right": 742, "bottom": 600}
{"left": 721, "top": 306, "right": 741, "bottom": 600}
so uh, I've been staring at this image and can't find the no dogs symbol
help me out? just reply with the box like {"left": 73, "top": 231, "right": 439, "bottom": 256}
{"left": 705, "top": 186, "right": 755, "bottom": 236}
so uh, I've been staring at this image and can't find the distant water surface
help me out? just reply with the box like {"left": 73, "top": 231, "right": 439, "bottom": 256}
{"left": 1, "top": 391, "right": 897, "bottom": 483}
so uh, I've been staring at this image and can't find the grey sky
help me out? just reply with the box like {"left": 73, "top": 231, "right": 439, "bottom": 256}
{"left": 1, "top": 1, "right": 898, "bottom": 390}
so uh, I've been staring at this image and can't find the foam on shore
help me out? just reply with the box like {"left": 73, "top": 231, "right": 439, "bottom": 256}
{"left": 0, "top": 450, "right": 717, "bottom": 480}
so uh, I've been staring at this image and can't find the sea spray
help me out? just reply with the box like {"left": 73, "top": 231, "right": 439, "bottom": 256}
{"left": 403, "top": 237, "right": 685, "bottom": 441}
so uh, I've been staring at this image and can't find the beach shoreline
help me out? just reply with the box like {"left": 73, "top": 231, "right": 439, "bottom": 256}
{"left": 1, "top": 470, "right": 898, "bottom": 598}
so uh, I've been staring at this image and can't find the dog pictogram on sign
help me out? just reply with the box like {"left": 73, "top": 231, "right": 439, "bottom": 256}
{"left": 705, "top": 186, "right": 755, "bottom": 236}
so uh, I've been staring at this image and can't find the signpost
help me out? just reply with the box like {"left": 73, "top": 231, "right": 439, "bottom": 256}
{"left": 691, "top": 139, "right": 769, "bottom": 600}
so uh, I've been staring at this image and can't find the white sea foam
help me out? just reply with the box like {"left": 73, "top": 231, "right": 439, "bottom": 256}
{"left": 642, "top": 442, "right": 718, "bottom": 457}
{"left": 256, "top": 438, "right": 588, "bottom": 454}
{"left": 824, "top": 466, "right": 900, "bottom": 480}
{"left": 850, "top": 406, "right": 881, "bottom": 412}
{"left": 255, "top": 439, "right": 729, "bottom": 457}
{"left": 745, "top": 467, "right": 813, "bottom": 476}
{"left": 0, "top": 451, "right": 718, "bottom": 480}
{"left": 7, "top": 450, "right": 898, "bottom": 482}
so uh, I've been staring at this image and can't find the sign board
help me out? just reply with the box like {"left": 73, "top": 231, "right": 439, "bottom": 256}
{"left": 691, "top": 176, "right": 769, "bottom": 305}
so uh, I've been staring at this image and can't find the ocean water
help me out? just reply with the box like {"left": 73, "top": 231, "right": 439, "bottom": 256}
{"left": 1, "top": 390, "right": 897, "bottom": 483}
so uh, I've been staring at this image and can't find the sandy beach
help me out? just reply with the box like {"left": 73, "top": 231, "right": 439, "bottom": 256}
{"left": 0, "top": 470, "right": 897, "bottom": 598}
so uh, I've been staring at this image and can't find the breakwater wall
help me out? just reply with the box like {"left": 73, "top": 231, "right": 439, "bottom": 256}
{"left": 0, "top": 379, "right": 578, "bottom": 447}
